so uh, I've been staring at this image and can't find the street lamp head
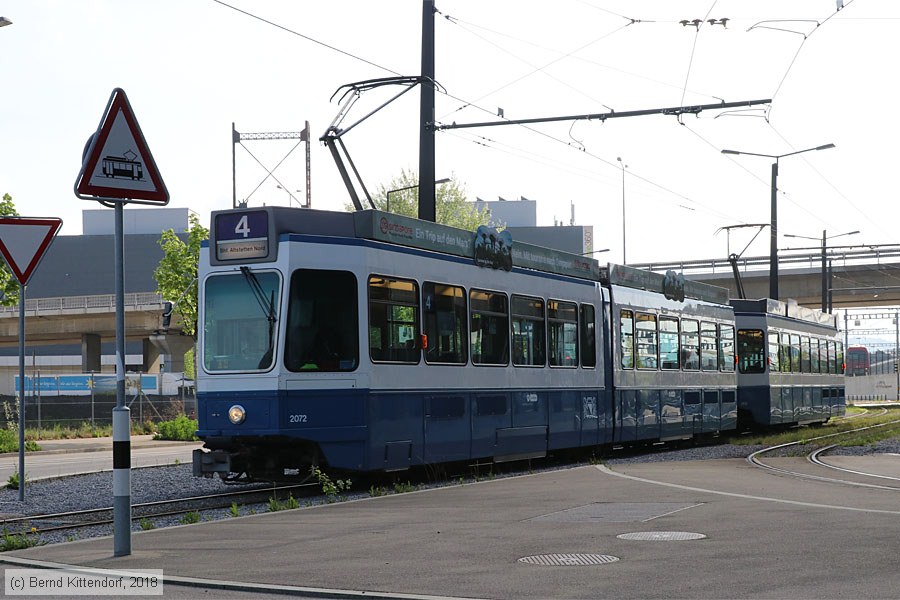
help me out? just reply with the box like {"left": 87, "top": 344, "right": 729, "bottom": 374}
{"left": 720, "top": 149, "right": 741, "bottom": 155}
{"left": 0, "top": 17, "right": 12, "bottom": 27}
{"left": 815, "top": 143, "right": 836, "bottom": 151}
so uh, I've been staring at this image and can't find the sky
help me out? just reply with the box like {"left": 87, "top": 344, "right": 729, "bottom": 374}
{"left": 1, "top": 0, "right": 899, "bottom": 272}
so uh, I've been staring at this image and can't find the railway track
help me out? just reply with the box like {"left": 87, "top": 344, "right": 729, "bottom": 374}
{"left": 0, "top": 482, "right": 319, "bottom": 537}
{"left": 747, "top": 417, "right": 900, "bottom": 490}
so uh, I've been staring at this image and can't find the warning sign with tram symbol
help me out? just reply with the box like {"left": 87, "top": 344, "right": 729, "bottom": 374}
{"left": 74, "top": 88, "right": 169, "bottom": 205}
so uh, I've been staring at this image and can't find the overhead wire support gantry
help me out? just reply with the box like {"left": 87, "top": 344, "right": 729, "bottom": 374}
{"left": 435, "top": 98, "right": 773, "bottom": 131}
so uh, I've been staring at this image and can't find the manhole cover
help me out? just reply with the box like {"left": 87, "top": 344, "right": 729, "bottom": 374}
{"left": 617, "top": 531, "right": 706, "bottom": 541}
{"left": 518, "top": 553, "right": 619, "bottom": 566}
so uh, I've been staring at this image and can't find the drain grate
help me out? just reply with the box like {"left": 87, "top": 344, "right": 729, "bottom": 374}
{"left": 617, "top": 531, "right": 706, "bottom": 541}
{"left": 518, "top": 553, "right": 619, "bottom": 567}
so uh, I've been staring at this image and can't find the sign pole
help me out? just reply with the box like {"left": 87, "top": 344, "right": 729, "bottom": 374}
{"left": 112, "top": 201, "right": 131, "bottom": 557}
{"left": 17, "top": 282, "right": 25, "bottom": 502}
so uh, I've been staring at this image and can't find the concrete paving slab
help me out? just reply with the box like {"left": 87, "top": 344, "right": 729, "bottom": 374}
{"left": 3, "top": 459, "right": 900, "bottom": 599}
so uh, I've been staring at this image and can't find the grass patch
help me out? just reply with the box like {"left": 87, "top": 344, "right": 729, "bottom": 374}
{"left": 733, "top": 412, "right": 900, "bottom": 448}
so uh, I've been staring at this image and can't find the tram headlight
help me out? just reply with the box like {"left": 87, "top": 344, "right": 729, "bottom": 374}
{"left": 228, "top": 404, "right": 246, "bottom": 425}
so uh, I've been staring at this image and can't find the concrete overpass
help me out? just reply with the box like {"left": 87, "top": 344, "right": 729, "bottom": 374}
{"left": 632, "top": 244, "right": 900, "bottom": 308}
{"left": 0, "top": 292, "right": 192, "bottom": 374}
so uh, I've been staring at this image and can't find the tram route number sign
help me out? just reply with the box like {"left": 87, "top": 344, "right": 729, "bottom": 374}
{"left": 216, "top": 210, "right": 269, "bottom": 260}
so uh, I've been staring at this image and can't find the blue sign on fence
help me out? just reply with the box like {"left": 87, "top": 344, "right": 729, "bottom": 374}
{"left": 14, "top": 374, "right": 159, "bottom": 396}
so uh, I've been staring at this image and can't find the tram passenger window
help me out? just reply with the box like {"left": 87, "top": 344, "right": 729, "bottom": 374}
{"left": 470, "top": 289, "right": 509, "bottom": 365}
{"left": 423, "top": 282, "right": 468, "bottom": 365}
{"left": 767, "top": 332, "right": 780, "bottom": 372}
{"left": 659, "top": 317, "right": 679, "bottom": 370}
{"left": 368, "top": 275, "right": 420, "bottom": 364}
{"left": 620, "top": 310, "right": 634, "bottom": 369}
{"left": 719, "top": 325, "right": 735, "bottom": 372}
{"left": 511, "top": 295, "right": 545, "bottom": 367}
{"left": 635, "top": 313, "right": 657, "bottom": 369}
{"left": 780, "top": 333, "right": 792, "bottom": 372}
{"left": 801, "top": 337, "right": 811, "bottom": 373}
{"left": 700, "top": 322, "right": 718, "bottom": 371}
{"left": 828, "top": 342, "right": 844, "bottom": 374}
{"left": 810, "top": 339, "right": 820, "bottom": 373}
{"left": 580, "top": 304, "right": 596, "bottom": 368}
{"left": 790, "top": 334, "right": 801, "bottom": 373}
{"left": 549, "top": 300, "right": 578, "bottom": 367}
{"left": 680, "top": 320, "right": 699, "bottom": 370}
{"left": 283, "top": 269, "right": 359, "bottom": 373}
{"left": 737, "top": 329, "right": 765, "bottom": 374}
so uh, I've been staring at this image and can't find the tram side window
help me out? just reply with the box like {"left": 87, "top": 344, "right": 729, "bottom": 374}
{"left": 827, "top": 341, "right": 835, "bottom": 374}
{"left": 283, "top": 269, "right": 359, "bottom": 372}
{"left": 368, "top": 275, "right": 420, "bottom": 364}
{"left": 780, "top": 333, "right": 792, "bottom": 372}
{"left": 470, "top": 289, "right": 509, "bottom": 365}
{"left": 549, "top": 300, "right": 578, "bottom": 367}
{"left": 767, "top": 332, "right": 780, "bottom": 372}
{"left": 719, "top": 325, "right": 735, "bottom": 372}
{"left": 620, "top": 310, "right": 634, "bottom": 369}
{"left": 681, "top": 319, "right": 699, "bottom": 370}
{"left": 790, "top": 334, "right": 801, "bottom": 373}
{"left": 580, "top": 304, "right": 597, "bottom": 368}
{"left": 635, "top": 313, "right": 658, "bottom": 369}
{"left": 700, "top": 321, "right": 718, "bottom": 371}
{"left": 659, "top": 317, "right": 679, "bottom": 370}
{"left": 422, "top": 282, "right": 467, "bottom": 365}
{"left": 801, "top": 336, "right": 811, "bottom": 373}
{"left": 511, "top": 295, "right": 546, "bottom": 367}
{"left": 737, "top": 329, "right": 765, "bottom": 374}
{"left": 836, "top": 342, "right": 843, "bottom": 375}
{"left": 810, "top": 338, "right": 820, "bottom": 373}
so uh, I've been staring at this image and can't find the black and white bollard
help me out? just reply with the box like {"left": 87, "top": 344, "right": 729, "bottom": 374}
{"left": 112, "top": 399, "right": 131, "bottom": 555}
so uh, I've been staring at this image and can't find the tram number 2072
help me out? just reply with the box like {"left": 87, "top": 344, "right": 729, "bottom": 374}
{"left": 289, "top": 414, "right": 308, "bottom": 424}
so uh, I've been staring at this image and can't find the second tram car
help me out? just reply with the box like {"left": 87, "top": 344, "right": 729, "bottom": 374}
{"left": 732, "top": 299, "right": 845, "bottom": 428}
{"left": 192, "top": 206, "right": 842, "bottom": 481}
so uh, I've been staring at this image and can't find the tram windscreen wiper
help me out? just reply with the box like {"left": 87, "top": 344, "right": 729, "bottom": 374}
{"left": 240, "top": 266, "right": 277, "bottom": 368}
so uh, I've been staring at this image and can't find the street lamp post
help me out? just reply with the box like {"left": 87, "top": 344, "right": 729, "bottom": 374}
{"left": 276, "top": 185, "right": 302, "bottom": 207}
{"left": 784, "top": 229, "right": 858, "bottom": 311}
{"left": 616, "top": 157, "right": 627, "bottom": 265}
{"left": 721, "top": 143, "right": 835, "bottom": 300}
{"left": 387, "top": 177, "right": 450, "bottom": 213}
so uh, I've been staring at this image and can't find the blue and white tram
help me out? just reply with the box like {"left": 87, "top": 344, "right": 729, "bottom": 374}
{"left": 195, "top": 207, "right": 613, "bottom": 479}
{"left": 608, "top": 266, "right": 737, "bottom": 444}
{"left": 192, "top": 206, "right": 738, "bottom": 480}
{"left": 732, "top": 299, "right": 845, "bottom": 428}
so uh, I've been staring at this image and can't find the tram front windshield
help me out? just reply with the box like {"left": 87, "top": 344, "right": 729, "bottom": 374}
{"left": 204, "top": 271, "right": 280, "bottom": 372}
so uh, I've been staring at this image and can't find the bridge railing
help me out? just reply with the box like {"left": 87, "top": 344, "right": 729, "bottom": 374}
{"left": 0, "top": 292, "right": 165, "bottom": 315}
{"left": 631, "top": 244, "right": 900, "bottom": 275}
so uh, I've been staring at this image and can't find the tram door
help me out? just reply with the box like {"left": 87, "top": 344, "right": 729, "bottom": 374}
{"left": 702, "top": 390, "right": 720, "bottom": 433}
{"left": 423, "top": 395, "right": 470, "bottom": 463}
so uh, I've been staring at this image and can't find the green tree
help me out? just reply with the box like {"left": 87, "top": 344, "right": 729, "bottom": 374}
{"left": 153, "top": 213, "right": 208, "bottom": 336}
{"left": 346, "top": 170, "right": 493, "bottom": 230}
{"left": 0, "top": 194, "right": 20, "bottom": 307}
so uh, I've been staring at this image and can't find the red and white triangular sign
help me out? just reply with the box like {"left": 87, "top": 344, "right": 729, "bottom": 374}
{"left": 0, "top": 217, "right": 63, "bottom": 286}
{"left": 74, "top": 88, "right": 169, "bottom": 205}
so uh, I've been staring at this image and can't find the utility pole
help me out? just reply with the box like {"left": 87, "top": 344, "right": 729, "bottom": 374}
{"left": 418, "top": 0, "right": 436, "bottom": 222}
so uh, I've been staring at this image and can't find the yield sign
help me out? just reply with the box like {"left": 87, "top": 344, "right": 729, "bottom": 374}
{"left": 74, "top": 88, "right": 169, "bottom": 205}
{"left": 0, "top": 217, "right": 63, "bottom": 285}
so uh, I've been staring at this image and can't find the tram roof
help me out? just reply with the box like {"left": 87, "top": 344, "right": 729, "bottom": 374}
{"left": 208, "top": 206, "right": 730, "bottom": 304}
{"left": 730, "top": 298, "right": 838, "bottom": 328}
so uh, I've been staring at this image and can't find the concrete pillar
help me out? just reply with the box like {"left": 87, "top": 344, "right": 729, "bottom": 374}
{"left": 81, "top": 334, "right": 101, "bottom": 372}
{"left": 148, "top": 334, "right": 195, "bottom": 374}
{"left": 142, "top": 338, "right": 161, "bottom": 373}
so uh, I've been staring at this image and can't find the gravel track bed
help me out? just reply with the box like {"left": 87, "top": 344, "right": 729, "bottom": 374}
{"left": 1, "top": 434, "right": 897, "bottom": 547}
